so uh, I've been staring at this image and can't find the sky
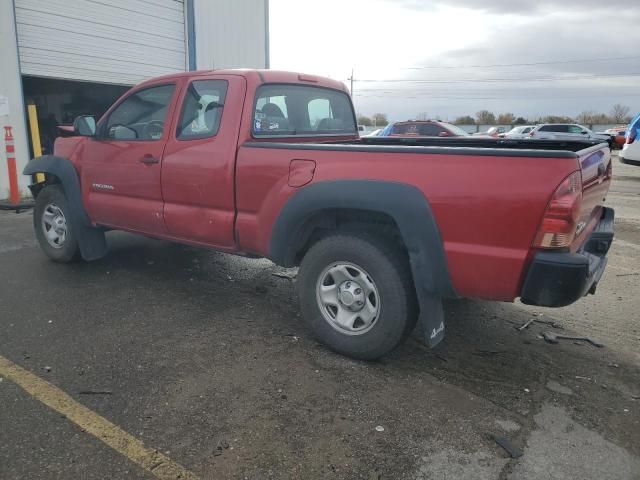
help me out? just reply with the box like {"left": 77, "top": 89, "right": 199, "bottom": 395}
{"left": 269, "top": 0, "right": 640, "bottom": 122}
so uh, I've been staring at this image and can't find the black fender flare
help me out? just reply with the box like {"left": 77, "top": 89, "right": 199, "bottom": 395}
{"left": 269, "top": 180, "right": 455, "bottom": 347}
{"left": 23, "top": 155, "right": 107, "bottom": 261}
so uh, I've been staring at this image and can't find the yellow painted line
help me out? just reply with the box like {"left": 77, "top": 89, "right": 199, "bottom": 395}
{"left": 0, "top": 355, "right": 199, "bottom": 480}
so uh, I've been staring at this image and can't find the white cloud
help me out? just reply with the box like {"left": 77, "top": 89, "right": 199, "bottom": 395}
{"left": 269, "top": 0, "right": 640, "bottom": 120}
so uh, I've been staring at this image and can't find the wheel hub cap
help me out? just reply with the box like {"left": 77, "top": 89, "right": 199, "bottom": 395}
{"left": 338, "top": 281, "right": 365, "bottom": 311}
{"left": 41, "top": 203, "right": 68, "bottom": 249}
{"left": 316, "top": 262, "right": 381, "bottom": 335}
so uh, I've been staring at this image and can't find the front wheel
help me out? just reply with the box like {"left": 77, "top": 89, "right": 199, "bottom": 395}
{"left": 298, "top": 233, "right": 417, "bottom": 360}
{"left": 34, "top": 185, "right": 80, "bottom": 262}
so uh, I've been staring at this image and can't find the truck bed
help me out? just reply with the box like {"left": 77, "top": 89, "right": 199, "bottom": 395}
{"left": 245, "top": 137, "right": 606, "bottom": 158}
{"left": 238, "top": 137, "right": 611, "bottom": 302}
{"left": 356, "top": 136, "right": 605, "bottom": 152}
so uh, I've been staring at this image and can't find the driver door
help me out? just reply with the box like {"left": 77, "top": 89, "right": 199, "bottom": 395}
{"left": 81, "top": 82, "right": 179, "bottom": 234}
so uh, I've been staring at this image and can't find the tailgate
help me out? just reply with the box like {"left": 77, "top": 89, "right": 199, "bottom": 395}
{"left": 572, "top": 144, "right": 612, "bottom": 251}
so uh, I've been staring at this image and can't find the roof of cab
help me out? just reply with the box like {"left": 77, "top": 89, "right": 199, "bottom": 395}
{"left": 136, "top": 69, "right": 349, "bottom": 93}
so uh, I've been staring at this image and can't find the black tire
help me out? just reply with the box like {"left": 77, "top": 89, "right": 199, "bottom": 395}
{"left": 33, "top": 185, "right": 80, "bottom": 263}
{"left": 298, "top": 233, "right": 417, "bottom": 360}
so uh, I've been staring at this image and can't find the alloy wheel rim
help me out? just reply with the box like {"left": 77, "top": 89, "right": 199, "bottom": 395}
{"left": 41, "top": 203, "right": 67, "bottom": 249}
{"left": 316, "top": 262, "right": 381, "bottom": 335}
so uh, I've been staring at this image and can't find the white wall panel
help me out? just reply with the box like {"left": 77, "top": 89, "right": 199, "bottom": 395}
{"left": 15, "top": 0, "right": 187, "bottom": 85}
{"left": 194, "top": 0, "right": 268, "bottom": 70}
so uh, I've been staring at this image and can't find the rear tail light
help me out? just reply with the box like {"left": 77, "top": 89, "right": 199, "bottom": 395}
{"left": 626, "top": 129, "right": 636, "bottom": 144}
{"left": 533, "top": 171, "right": 583, "bottom": 249}
{"left": 529, "top": 131, "right": 535, "bottom": 137}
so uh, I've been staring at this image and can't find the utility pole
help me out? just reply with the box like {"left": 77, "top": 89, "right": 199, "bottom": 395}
{"left": 349, "top": 68, "right": 354, "bottom": 96}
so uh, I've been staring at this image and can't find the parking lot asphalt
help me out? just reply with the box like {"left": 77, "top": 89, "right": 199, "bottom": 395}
{"left": 1, "top": 156, "right": 639, "bottom": 480}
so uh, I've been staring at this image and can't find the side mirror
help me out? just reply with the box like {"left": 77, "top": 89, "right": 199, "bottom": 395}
{"left": 73, "top": 115, "right": 96, "bottom": 136}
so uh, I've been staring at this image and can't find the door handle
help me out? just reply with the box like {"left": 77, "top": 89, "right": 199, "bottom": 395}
{"left": 140, "top": 155, "right": 159, "bottom": 165}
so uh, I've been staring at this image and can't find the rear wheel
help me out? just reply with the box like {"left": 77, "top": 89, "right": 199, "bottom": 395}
{"left": 34, "top": 185, "right": 80, "bottom": 262}
{"left": 298, "top": 233, "right": 417, "bottom": 360}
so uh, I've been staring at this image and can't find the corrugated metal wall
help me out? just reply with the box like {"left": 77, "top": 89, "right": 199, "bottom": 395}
{"left": 15, "top": 0, "right": 187, "bottom": 85}
{"left": 194, "top": 0, "right": 268, "bottom": 70}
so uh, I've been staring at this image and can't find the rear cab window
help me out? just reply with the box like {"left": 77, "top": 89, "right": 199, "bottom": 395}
{"left": 391, "top": 123, "right": 444, "bottom": 136}
{"left": 252, "top": 84, "right": 356, "bottom": 137}
{"left": 176, "top": 80, "right": 228, "bottom": 140}
{"left": 540, "top": 125, "right": 569, "bottom": 133}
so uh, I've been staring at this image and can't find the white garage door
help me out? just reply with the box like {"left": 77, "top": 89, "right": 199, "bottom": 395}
{"left": 15, "top": 0, "right": 187, "bottom": 86}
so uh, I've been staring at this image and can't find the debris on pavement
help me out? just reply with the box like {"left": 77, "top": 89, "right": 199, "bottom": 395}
{"left": 615, "top": 273, "right": 639, "bottom": 277}
{"left": 517, "top": 317, "right": 564, "bottom": 330}
{"left": 213, "top": 439, "right": 230, "bottom": 456}
{"left": 533, "top": 318, "right": 564, "bottom": 329}
{"left": 517, "top": 318, "right": 535, "bottom": 331}
{"left": 375, "top": 426, "right": 385, "bottom": 432}
{"left": 473, "top": 349, "right": 506, "bottom": 357}
{"left": 78, "top": 390, "right": 113, "bottom": 395}
{"left": 542, "top": 331, "right": 604, "bottom": 348}
{"left": 272, "top": 271, "right": 297, "bottom": 280}
{"left": 43, "top": 366, "right": 52, "bottom": 372}
{"left": 492, "top": 435, "right": 523, "bottom": 458}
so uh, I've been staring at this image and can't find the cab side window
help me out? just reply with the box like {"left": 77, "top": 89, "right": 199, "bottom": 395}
{"left": 104, "top": 84, "right": 175, "bottom": 141}
{"left": 176, "top": 80, "right": 228, "bottom": 139}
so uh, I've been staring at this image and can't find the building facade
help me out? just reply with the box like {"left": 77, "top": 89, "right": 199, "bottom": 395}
{"left": 0, "top": 0, "right": 269, "bottom": 200}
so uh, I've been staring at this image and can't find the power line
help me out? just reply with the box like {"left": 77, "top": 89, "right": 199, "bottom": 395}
{"left": 353, "top": 72, "right": 640, "bottom": 84}
{"left": 352, "top": 93, "right": 640, "bottom": 100}
{"left": 400, "top": 55, "right": 640, "bottom": 70}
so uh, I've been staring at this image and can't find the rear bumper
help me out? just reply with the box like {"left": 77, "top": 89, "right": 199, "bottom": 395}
{"left": 520, "top": 207, "right": 614, "bottom": 307}
{"left": 620, "top": 155, "right": 640, "bottom": 166}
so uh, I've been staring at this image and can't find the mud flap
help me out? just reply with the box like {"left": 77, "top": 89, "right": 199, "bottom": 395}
{"left": 76, "top": 225, "right": 108, "bottom": 261}
{"left": 419, "top": 295, "right": 445, "bottom": 348}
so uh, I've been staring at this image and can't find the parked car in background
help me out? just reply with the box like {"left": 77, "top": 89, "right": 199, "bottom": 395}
{"left": 529, "top": 123, "right": 612, "bottom": 147}
{"left": 601, "top": 127, "right": 627, "bottom": 149}
{"left": 620, "top": 114, "right": 640, "bottom": 166}
{"left": 379, "top": 120, "right": 470, "bottom": 137}
{"left": 363, "top": 128, "right": 383, "bottom": 137}
{"left": 482, "top": 126, "right": 507, "bottom": 138}
{"left": 472, "top": 126, "right": 507, "bottom": 137}
{"left": 505, "top": 125, "right": 534, "bottom": 139}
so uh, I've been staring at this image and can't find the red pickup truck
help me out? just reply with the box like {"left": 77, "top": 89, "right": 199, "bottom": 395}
{"left": 24, "top": 70, "right": 614, "bottom": 360}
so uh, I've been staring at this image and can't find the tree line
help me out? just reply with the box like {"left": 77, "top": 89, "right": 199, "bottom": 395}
{"left": 357, "top": 113, "right": 389, "bottom": 127}
{"left": 454, "top": 104, "right": 632, "bottom": 126}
